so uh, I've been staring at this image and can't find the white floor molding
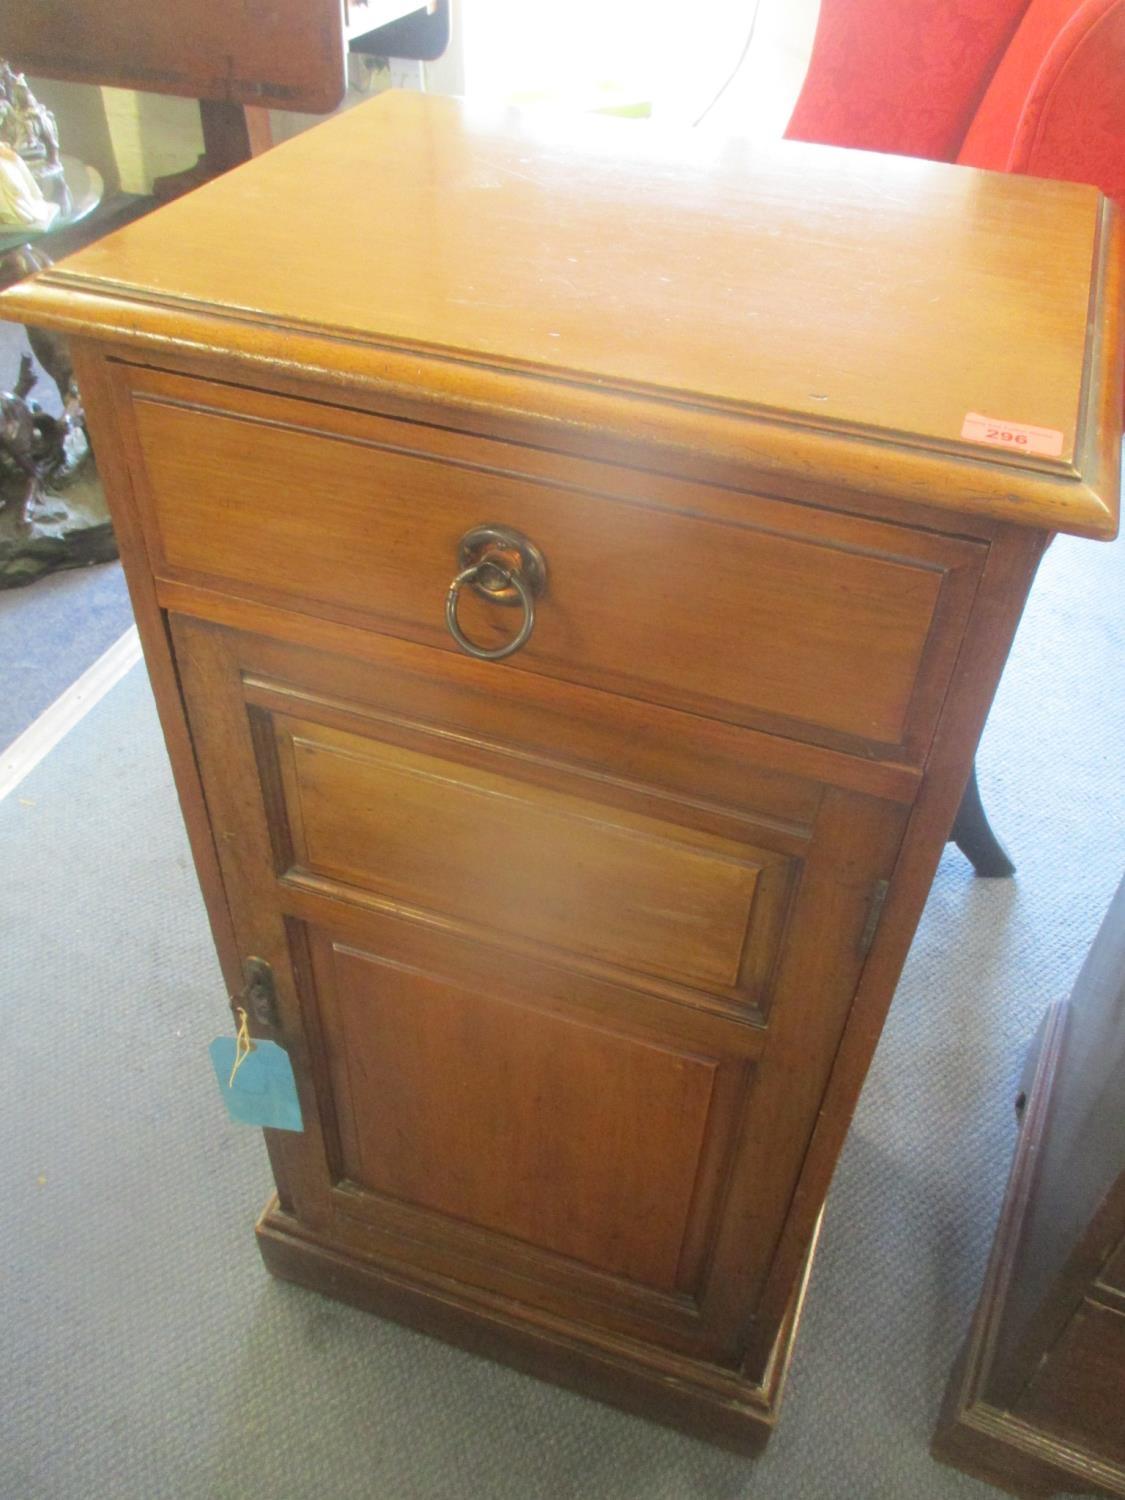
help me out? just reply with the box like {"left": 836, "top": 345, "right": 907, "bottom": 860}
{"left": 0, "top": 624, "right": 141, "bottom": 804}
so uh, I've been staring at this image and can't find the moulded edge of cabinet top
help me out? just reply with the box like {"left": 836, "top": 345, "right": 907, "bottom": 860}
{"left": 1, "top": 91, "right": 1120, "bottom": 539}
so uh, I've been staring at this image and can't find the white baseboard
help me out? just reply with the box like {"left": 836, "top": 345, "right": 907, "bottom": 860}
{"left": 0, "top": 625, "right": 142, "bottom": 803}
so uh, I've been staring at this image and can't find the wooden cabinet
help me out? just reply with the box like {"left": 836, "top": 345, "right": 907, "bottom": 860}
{"left": 3, "top": 91, "right": 1118, "bottom": 1452}
{"left": 934, "top": 876, "right": 1125, "bottom": 1497}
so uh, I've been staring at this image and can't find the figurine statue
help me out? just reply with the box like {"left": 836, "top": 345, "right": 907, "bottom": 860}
{"left": 7, "top": 76, "right": 61, "bottom": 168}
{"left": 0, "top": 63, "right": 66, "bottom": 207}
{"left": 0, "top": 372, "right": 40, "bottom": 494}
{"left": 0, "top": 343, "right": 113, "bottom": 585}
{"left": 0, "top": 339, "right": 116, "bottom": 584}
{"left": 0, "top": 62, "right": 113, "bottom": 582}
{"left": 0, "top": 143, "right": 59, "bottom": 230}
{"left": 0, "top": 353, "right": 89, "bottom": 525}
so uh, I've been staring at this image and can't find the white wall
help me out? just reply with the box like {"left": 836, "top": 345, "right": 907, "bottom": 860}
{"left": 28, "top": 75, "right": 121, "bottom": 192}
{"left": 458, "top": 0, "right": 818, "bottom": 133}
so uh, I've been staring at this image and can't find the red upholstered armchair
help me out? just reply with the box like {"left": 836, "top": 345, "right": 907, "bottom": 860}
{"left": 785, "top": 0, "right": 1124, "bottom": 878}
{"left": 786, "top": 0, "right": 1125, "bottom": 205}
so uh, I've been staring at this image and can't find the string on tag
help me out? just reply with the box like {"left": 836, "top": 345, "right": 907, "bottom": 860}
{"left": 228, "top": 1006, "right": 254, "bottom": 1087}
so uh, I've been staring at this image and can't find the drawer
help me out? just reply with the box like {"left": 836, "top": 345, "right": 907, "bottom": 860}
{"left": 117, "top": 366, "right": 985, "bottom": 759}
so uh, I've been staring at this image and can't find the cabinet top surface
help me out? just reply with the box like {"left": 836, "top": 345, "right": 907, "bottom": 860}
{"left": 5, "top": 91, "right": 1120, "bottom": 536}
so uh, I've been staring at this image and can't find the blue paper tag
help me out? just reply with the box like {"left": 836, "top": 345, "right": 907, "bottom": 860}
{"left": 209, "top": 1036, "right": 304, "bottom": 1132}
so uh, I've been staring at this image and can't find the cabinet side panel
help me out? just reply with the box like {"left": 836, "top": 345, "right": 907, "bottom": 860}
{"left": 69, "top": 343, "right": 241, "bottom": 991}
{"left": 743, "top": 524, "right": 1048, "bottom": 1375}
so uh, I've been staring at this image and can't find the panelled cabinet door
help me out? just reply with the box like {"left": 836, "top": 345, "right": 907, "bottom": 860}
{"left": 172, "top": 613, "right": 908, "bottom": 1366}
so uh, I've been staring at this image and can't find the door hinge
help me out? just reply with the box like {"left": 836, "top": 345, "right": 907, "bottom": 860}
{"left": 858, "top": 879, "right": 890, "bottom": 959}
{"left": 235, "top": 955, "right": 280, "bottom": 1029}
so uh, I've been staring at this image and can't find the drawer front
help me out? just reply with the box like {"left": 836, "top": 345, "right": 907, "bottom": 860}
{"left": 118, "top": 366, "right": 984, "bottom": 759}
{"left": 274, "top": 714, "right": 797, "bottom": 1010}
{"left": 170, "top": 614, "right": 909, "bottom": 1361}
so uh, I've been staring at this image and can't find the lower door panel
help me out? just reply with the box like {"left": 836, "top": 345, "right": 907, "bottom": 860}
{"left": 171, "top": 612, "right": 909, "bottom": 1365}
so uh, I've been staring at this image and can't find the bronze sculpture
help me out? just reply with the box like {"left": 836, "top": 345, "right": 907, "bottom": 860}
{"left": 0, "top": 57, "right": 114, "bottom": 582}
{"left": 0, "top": 346, "right": 114, "bottom": 584}
{"left": 0, "top": 351, "right": 85, "bottom": 520}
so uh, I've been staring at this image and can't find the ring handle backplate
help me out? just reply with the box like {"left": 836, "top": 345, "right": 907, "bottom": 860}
{"left": 445, "top": 524, "right": 547, "bottom": 661}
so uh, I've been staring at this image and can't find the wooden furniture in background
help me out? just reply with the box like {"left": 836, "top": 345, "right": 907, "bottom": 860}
{"left": 1, "top": 0, "right": 348, "bottom": 111}
{"left": 935, "top": 873, "right": 1125, "bottom": 1498}
{"left": 0, "top": 0, "right": 428, "bottom": 196}
{"left": 1, "top": 93, "right": 1118, "bottom": 1451}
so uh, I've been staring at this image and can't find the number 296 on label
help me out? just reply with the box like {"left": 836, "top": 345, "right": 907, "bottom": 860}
{"left": 961, "top": 412, "right": 1064, "bottom": 458}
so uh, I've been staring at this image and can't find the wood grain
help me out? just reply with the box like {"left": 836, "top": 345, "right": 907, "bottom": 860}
{"left": 63, "top": 346, "right": 241, "bottom": 992}
{"left": 0, "top": 0, "right": 346, "bottom": 111}
{"left": 2, "top": 94, "right": 1118, "bottom": 536}
{"left": 281, "top": 897, "right": 762, "bottom": 1345}
{"left": 120, "top": 368, "right": 984, "bottom": 758}
{"left": 13, "top": 94, "right": 1101, "bottom": 455}
{"left": 1015, "top": 1302, "right": 1125, "bottom": 1470}
{"left": 314, "top": 935, "right": 722, "bottom": 1292}
{"left": 276, "top": 715, "right": 794, "bottom": 998}
{"left": 158, "top": 578, "right": 923, "bottom": 807}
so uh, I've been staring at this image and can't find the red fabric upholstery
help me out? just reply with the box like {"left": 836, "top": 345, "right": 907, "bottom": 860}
{"left": 785, "top": 0, "right": 1030, "bottom": 161}
{"left": 786, "top": 0, "right": 1125, "bottom": 206}
{"left": 957, "top": 0, "right": 1125, "bottom": 202}
{"left": 786, "top": 1, "right": 1124, "bottom": 449}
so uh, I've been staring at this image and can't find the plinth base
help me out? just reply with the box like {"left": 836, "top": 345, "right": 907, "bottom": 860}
{"left": 256, "top": 1196, "right": 822, "bottom": 1455}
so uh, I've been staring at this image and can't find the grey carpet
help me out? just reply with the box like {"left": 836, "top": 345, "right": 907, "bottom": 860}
{"left": 1, "top": 523, "right": 1122, "bottom": 1500}
{"left": 0, "top": 321, "right": 134, "bottom": 749}
{"left": 0, "top": 559, "right": 134, "bottom": 748}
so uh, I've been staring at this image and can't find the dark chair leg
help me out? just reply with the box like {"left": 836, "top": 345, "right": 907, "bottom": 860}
{"left": 950, "top": 762, "right": 1016, "bottom": 878}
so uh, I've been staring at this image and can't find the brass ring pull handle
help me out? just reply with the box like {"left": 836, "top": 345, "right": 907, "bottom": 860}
{"left": 445, "top": 524, "right": 547, "bottom": 662}
{"left": 446, "top": 561, "right": 534, "bottom": 660}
